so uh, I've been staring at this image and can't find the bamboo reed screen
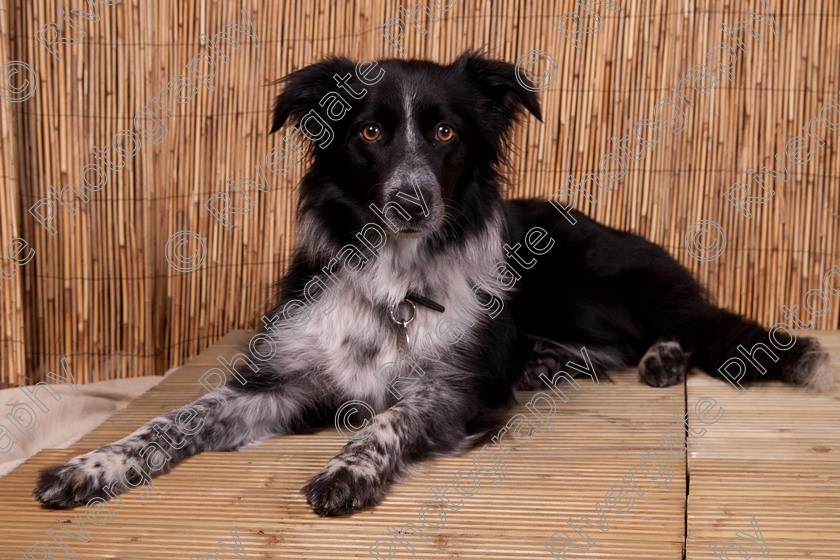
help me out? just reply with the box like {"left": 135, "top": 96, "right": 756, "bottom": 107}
{"left": 0, "top": 0, "right": 838, "bottom": 387}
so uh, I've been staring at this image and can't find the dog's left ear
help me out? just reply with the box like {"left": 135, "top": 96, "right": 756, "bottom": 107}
{"left": 454, "top": 51, "right": 543, "bottom": 123}
{"left": 270, "top": 56, "right": 356, "bottom": 133}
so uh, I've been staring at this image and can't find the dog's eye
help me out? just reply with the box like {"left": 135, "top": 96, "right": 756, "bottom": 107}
{"left": 436, "top": 124, "right": 454, "bottom": 142}
{"left": 362, "top": 124, "right": 381, "bottom": 141}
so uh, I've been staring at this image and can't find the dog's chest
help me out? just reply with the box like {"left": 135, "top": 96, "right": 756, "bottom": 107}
{"left": 276, "top": 238, "right": 504, "bottom": 407}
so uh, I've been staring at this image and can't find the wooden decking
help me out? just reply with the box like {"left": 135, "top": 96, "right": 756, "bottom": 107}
{"left": 1, "top": 330, "right": 837, "bottom": 559}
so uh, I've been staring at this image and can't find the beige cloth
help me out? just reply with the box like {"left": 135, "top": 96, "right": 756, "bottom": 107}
{"left": 0, "top": 372, "right": 170, "bottom": 479}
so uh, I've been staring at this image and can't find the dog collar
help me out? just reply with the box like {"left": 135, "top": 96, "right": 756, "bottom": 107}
{"left": 389, "top": 291, "right": 445, "bottom": 352}
{"left": 406, "top": 290, "right": 445, "bottom": 312}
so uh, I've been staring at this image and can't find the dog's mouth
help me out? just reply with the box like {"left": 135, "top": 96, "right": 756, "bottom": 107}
{"left": 392, "top": 215, "right": 446, "bottom": 238}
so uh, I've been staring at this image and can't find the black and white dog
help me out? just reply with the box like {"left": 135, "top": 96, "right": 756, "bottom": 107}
{"left": 34, "top": 52, "right": 833, "bottom": 516}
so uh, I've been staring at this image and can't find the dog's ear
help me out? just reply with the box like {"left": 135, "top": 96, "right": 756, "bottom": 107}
{"left": 270, "top": 57, "right": 356, "bottom": 133}
{"left": 454, "top": 51, "right": 543, "bottom": 122}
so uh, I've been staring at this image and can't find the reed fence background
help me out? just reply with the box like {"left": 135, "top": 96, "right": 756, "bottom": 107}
{"left": 1, "top": 0, "right": 838, "bottom": 387}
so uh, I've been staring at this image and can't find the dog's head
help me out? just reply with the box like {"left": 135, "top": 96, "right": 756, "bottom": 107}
{"left": 270, "top": 52, "right": 542, "bottom": 243}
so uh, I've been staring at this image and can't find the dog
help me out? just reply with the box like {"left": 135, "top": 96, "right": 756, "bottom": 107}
{"left": 34, "top": 51, "right": 833, "bottom": 516}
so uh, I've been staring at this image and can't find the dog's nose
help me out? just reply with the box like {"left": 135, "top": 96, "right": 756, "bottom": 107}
{"left": 387, "top": 184, "right": 432, "bottom": 223}
{"left": 397, "top": 196, "right": 428, "bottom": 222}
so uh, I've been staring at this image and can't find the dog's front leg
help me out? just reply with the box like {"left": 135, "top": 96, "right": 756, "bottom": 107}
{"left": 33, "top": 374, "right": 332, "bottom": 508}
{"left": 304, "top": 380, "right": 476, "bottom": 516}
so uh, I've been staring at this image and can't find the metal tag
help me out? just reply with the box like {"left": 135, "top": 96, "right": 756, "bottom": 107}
{"left": 389, "top": 300, "right": 416, "bottom": 353}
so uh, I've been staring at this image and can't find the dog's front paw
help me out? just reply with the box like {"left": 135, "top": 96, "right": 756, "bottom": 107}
{"left": 519, "top": 345, "right": 568, "bottom": 390}
{"left": 34, "top": 453, "right": 107, "bottom": 508}
{"left": 303, "top": 462, "right": 385, "bottom": 516}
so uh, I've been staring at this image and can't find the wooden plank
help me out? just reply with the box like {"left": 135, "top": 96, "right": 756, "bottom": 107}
{"left": 686, "top": 330, "right": 840, "bottom": 559}
{"left": 4, "top": 330, "right": 838, "bottom": 557}
{"left": 0, "top": 330, "right": 686, "bottom": 559}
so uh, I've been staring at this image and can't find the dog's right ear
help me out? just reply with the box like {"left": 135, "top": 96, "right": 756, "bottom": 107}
{"left": 269, "top": 57, "right": 356, "bottom": 134}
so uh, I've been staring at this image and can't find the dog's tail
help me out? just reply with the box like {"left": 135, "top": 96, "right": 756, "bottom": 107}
{"left": 688, "top": 306, "right": 834, "bottom": 392}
